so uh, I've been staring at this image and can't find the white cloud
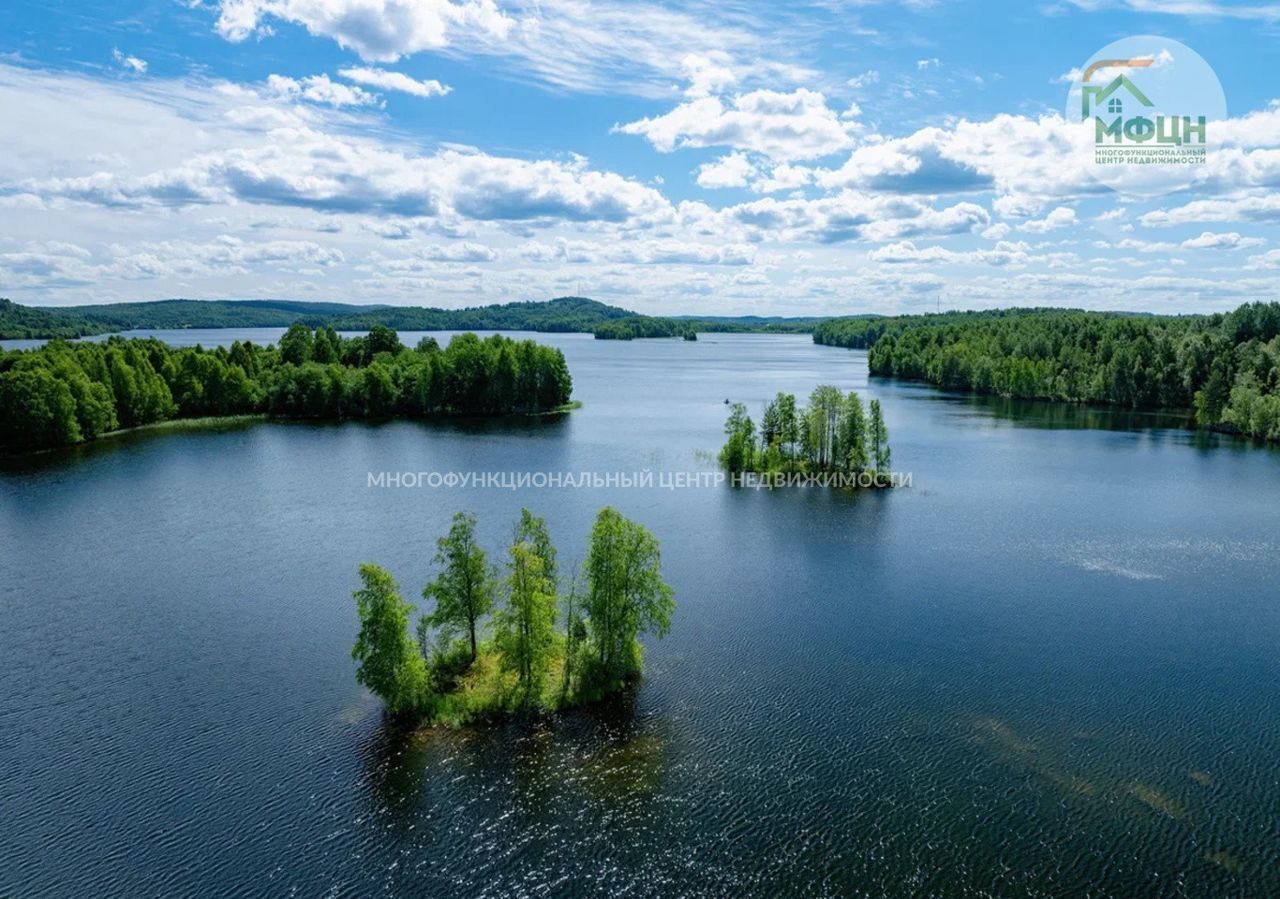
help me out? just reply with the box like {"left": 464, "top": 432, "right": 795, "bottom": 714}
{"left": 696, "top": 152, "right": 755, "bottom": 189}
{"left": 870, "top": 239, "right": 1032, "bottom": 267}
{"left": 846, "top": 70, "right": 880, "bottom": 89}
{"left": 213, "top": 0, "right": 779, "bottom": 99}
{"left": 1141, "top": 195, "right": 1280, "bottom": 228}
{"left": 1022, "top": 206, "right": 1077, "bottom": 233}
{"left": 1180, "top": 231, "right": 1265, "bottom": 250}
{"left": 1246, "top": 248, "right": 1280, "bottom": 269}
{"left": 111, "top": 49, "right": 147, "bottom": 75}
{"left": 916, "top": 57, "right": 940, "bottom": 70}
{"left": 680, "top": 52, "right": 736, "bottom": 98}
{"left": 338, "top": 67, "right": 451, "bottom": 98}
{"left": 1066, "top": 0, "right": 1280, "bottom": 22}
{"left": 265, "top": 73, "right": 381, "bottom": 107}
{"left": 616, "top": 88, "right": 856, "bottom": 161}
{"left": 214, "top": 0, "right": 513, "bottom": 61}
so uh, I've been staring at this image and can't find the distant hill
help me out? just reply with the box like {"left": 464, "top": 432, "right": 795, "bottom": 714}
{"left": 0, "top": 296, "right": 643, "bottom": 340}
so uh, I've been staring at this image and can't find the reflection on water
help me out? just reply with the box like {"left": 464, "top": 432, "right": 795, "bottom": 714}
{"left": 2, "top": 332, "right": 1278, "bottom": 897}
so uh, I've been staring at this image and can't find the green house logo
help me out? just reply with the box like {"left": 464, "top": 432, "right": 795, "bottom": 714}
{"left": 1067, "top": 36, "right": 1225, "bottom": 197}
{"left": 1080, "top": 57, "right": 1206, "bottom": 148}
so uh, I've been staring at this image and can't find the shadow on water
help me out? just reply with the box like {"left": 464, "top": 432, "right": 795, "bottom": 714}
{"left": 0, "top": 412, "right": 574, "bottom": 476}
{"left": 353, "top": 687, "right": 663, "bottom": 830}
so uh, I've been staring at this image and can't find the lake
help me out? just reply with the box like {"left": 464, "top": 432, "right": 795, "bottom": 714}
{"left": 2, "top": 331, "right": 1278, "bottom": 897}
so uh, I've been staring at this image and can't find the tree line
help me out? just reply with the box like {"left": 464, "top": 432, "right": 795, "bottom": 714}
{"left": 720, "top": 386, "right": 891, "bottom": 481}
{"left": 351, "top": 506, "right": 676, "bottom": 723}
{"left": 593, "top": 315, "right": 697, "bottom": 341}
{"left": 815, "top": 303, "right": 1280, "bottom": 444}
{"left": 0, "top": 324, "right": 573, "bottom": 452}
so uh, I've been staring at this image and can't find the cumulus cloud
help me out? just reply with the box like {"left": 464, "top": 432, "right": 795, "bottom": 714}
{"left": 215, "top": 0, "right": 512, "bottom": 61}
{"left": 1022, "top": 206, "right": 1077, "bottom": 233}
{"left": 870, "top": 239, "right": 1032, "bottom": 267}
{"left": 616, "top": 88, "right": 856, "bottom": 161}
{"left": 696, "top": 152, "right": 755, "bottom": 189}
{"left": 338, "top": 67, "right": 451, "bottom": 98}
{"left": 1180, "top": 231, "right": 1265, "bottom": 250}
{"left": 265, "top": 73, "right": 381, "bottom": 107}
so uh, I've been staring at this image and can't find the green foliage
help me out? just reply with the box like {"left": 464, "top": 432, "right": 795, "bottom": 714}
{"left": 422, "top": 512, "right": 496, "bottom": 663}
{"left": 358, "top": 507, "right": 676, "bottom": 726}
{"left": 844, "top": 302, "right": 1280, "bottom": 443}
{"left": 718, "top": 402, "right": 756, "bottom": 473}
{"left": 0, "top": 327, "right": 573, "bottom": 452}
{"left": 582, "top": 507, "right": 675, "bottom": 690}
{"left": 593, "top": 315, "right": 695, "bottom": 341}
{"left": 351, "top": 564, "right": 428, "bottom": 716}
{"left": 721, "top": 386, "right": 890, "bottom": 483}
{"left": 0, "top": 296, "right": 641, "bottom": 340}
{"left": 494, "top": 541, "right": 558, "bottom": 702}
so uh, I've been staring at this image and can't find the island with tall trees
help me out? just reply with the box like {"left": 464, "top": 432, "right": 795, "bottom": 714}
{"left": 0, "top": 325, "right": 573, "bottom": 452}
{"left": 720, "top": 385, "right": 892, "bottom": 485}
{"left": 351, "top": 507, "right": 675, "bottom": 724}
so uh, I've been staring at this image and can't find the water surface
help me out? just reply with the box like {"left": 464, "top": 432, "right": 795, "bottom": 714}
{"left": 2, "top": 332, "right": 1277, "bottom": 897}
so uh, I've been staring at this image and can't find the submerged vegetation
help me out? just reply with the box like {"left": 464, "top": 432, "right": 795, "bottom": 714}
{"left": 816, "top": 302, "right": 1280, "bottom": 443}
{"left": 0, "top": 324, "right": 572, "bottom": 452}
{"left": 720, "top": 386, "right": 893, "bottom": 484}
{"left": 352, "top": 507, "right": 675, "bottom": 725}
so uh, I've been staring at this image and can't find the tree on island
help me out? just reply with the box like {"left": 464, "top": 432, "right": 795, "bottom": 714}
{"left": 869, "top": 399, "right": 891, "bottom": 473}
{"left": 582, "top": 507, "right": 676, "bottom": 688}
{"left": 495, "top": 540, "right": 557, "bottom": 703}
{"left": 422, "top": 512, "right": 496, "bottom": 663}
{"left": 720, "top": 385, "right": 892, "bottom": 485}
{"left": 352, "top": 506, "right": 675, "bottom": 725}
{"left": 351, "top": 564, "right": 428, "bottom": 716}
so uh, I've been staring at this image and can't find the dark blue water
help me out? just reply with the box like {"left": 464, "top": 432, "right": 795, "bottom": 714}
{"left": 2, "top": 332, "right": 1278, "bottom": 897}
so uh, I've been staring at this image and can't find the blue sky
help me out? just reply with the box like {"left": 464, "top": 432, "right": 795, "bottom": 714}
{"left": 2, "top": 0, "right": 1279, "bottom": 315}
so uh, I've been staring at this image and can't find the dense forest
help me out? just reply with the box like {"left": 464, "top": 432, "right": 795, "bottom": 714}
{"left": 825, "top": 302, "right": 1280, "bottom": 442}
{"left": 0, "top": 324, "right": 573, "bottom": 452}
{"left": 593, "top": 314, "right": 696, "bottom": 340}
{"left": 720, "top": 386, "right": 892, "bottom": 483}
{"left": 0, "top": 296, "right": 815, "bottom": 341}
{"left": 352, "top": 506, "right": 675, "bottom": 724}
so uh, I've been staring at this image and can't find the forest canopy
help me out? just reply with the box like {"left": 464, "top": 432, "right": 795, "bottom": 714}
{"left": 815, "top": 303, "right": 1280, "bottom": 443}
{"left": 0, "top": 325, "right": 573, "bottom": 452}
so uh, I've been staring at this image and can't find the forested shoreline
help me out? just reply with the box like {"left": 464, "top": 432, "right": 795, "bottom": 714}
{"left": 0, "top": 296, "right": 812, "bottom": 341}
{"left": 720, "top": 386, "right": 893, "bottom": 485}
{"left": 353, "top": 507, "right": 675, "bottom": 725}
{"left": 0, "top": 324, "right": 572, "bottom": 452}
{"left": 816, "top": 303, "right": 1280, "bottom": 443}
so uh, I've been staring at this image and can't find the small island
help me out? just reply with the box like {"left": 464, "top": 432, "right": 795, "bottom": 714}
{"left": 351, "top": 506, "right": 675, "bottom": 726}
{"left": 720, "top": 386, "right": 894, "bottom": 485}
{"left": 0, "top": 324, "right": 573, "bottom": 452}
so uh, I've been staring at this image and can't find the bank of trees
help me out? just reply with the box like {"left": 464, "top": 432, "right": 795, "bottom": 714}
{"left": 0, "top": 325, "right": 573, "bottom": 452}
{"left": 813, "top": 303, "right": 1280, "bottom": 444}
{"left": 593, "top": 315, "right": 696, "bottom": 341}
{"left": 720, "top": 386, "right": 892, "bottom": 482}
{"left": 351, "top": 507, "right": 675, "bottom": 723}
